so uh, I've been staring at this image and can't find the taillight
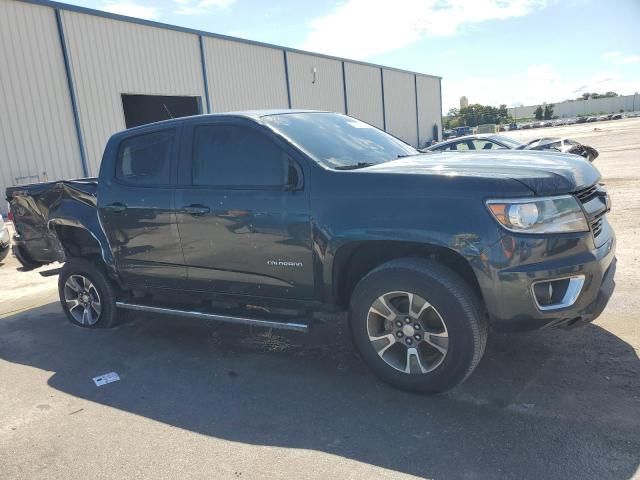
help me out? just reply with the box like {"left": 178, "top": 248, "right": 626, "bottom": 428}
{"left": 8, "top": 211, "right": 13, "bottom": 222}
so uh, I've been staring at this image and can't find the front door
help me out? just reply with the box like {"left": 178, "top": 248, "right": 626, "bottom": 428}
{"left": 174, "top": 119, "right": 313, "bottom": 300}
{"left": 98, "top": 127, "right": 187, "bottom": 289}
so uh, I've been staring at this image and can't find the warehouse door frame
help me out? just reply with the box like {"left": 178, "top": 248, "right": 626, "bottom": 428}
{"left": 121, "top": 94, "right": 203, "bottom": 129}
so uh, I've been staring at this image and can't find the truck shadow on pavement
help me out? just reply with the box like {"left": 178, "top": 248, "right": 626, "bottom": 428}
{"left": 1, "top": 302, "right": 638, "bottom": 479}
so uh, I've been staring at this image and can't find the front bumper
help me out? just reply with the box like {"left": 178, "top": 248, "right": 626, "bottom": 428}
{"left": 478, "top": 221, "right": 616, "bottom": 332}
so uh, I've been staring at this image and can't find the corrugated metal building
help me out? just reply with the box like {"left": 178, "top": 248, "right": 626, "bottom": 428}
{"left": 507, "top": 94, "right": 640, "bottom": 120}
{"left": 0, "top": 0, "right": 443, "bottom": 213}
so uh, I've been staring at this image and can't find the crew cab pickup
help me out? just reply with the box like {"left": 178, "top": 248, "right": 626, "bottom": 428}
{"left": 7, "top": 110, "right": 616, "bottom": 393}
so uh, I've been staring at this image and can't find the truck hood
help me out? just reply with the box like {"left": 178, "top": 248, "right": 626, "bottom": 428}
{"left": 365, "top": 150, "right": 600, "bottom": 195}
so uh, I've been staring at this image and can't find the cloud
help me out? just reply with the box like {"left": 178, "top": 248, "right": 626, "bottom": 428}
{"left": 613, "top": 55, "right": 640, "bottom": 65}
{"left": 301, "top": 0, "right": 547, "bottom": 59}
{"left": 443, "top": 64, "right": 639, "bottom": 110}
{"left": 174, "top": 0, "right": 235, "bottom": 15}
{"left": 602, "top": 51, "right": 640, "bottom": 65}
{"left": 602, "top": 51, "right": 621, "bottom": 59}
{"left": 101, "top": 1, "right": 158, "bottom": 19}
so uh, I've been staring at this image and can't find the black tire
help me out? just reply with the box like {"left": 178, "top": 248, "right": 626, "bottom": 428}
{"left": 12, "top": 244, "right": 45, "bottom": 270}
{"left": 349, "top": 258, "right": 487, "bottom": 393}
{"left": 58, "top": 258, "right": 118, "bottom": 329}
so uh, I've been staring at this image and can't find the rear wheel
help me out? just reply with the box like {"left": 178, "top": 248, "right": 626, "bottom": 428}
{"left": 349, "top": 258, "right": 487, "bottom": 393}
{"left": 58, "top": 258, "right": 118, "bottom": 328}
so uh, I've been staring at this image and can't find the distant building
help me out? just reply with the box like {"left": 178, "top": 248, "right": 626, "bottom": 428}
{"left": 507, "top": 94, "right": 639, "bottom": 119}
{"left": 460, "top": 96, "right": 469, "bottom": 109}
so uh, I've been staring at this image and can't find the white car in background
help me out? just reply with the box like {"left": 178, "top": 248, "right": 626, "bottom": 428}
{"left": 0, "top": 214, "right": 10, "bottom": 263}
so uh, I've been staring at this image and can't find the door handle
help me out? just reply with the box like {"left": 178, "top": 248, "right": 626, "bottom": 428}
{"left": 104, "top": 202, "right": 127, "bottom": 213}
{"left": 182, "top": 204, "right": 210, "bottom": 216}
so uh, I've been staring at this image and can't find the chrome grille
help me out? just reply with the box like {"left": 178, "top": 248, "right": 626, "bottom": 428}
{"left": 591, "top": 217, "right": 604, "bottom": 237}
{"left": 575, "top": 184, "right": 598, "bottom": 203}
{"left": 574, "top": 184, "right": 606, "bottom": 238}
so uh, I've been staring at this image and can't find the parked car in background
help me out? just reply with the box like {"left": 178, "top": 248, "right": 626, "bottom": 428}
{"left": 452, "top": 126, "right": 473, "bottom": 137}
{"left": 422, "top": 134, "right": 524, "bottom": 152}
{"left": 424, "top": 134, "right": 599, "bottom": 162}
{"left": 587, "top": 116, "right": 598, "bottom": 122}
{"left": 566, "top": 118, "right": 577, "bottom": 125}
{"left": 522, "top": 137, "right": 599, "bottom": 162}
{"left": 0, "top": 214, "right": 9, "bottom": 263}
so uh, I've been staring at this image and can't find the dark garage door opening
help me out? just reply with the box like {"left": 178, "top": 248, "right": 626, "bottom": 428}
{"left": 122, "top": 94, "right": 202, "bottom": 128}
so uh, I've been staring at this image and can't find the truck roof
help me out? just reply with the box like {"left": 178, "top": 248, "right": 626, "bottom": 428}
{"left": 122, "top": 109, "right": 329, "bottom": 134}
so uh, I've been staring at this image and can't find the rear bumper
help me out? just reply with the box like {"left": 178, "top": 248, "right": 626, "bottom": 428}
{"left": 480, "top": 225, "right": 616, "bottom": 332}
{"left": 0, "top": 238, "right": 9, "bottom": 262}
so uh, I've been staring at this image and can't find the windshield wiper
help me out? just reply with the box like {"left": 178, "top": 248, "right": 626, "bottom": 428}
{"left": 334, "top": 162, "right": 375, "bottom": 170}
{"left": 396, "top": 153, "right": 419, "bottom": 159}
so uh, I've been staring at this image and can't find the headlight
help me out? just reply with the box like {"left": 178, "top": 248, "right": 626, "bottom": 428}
{"left": 486, "top": 195, "right": 589, "bottom": 233}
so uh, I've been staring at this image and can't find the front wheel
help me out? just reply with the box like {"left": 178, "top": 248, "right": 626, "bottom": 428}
{"left": 349, "top": 258, "right": 487, "bottom": 393}
{"left": 58, "top": 258, "right": 118, "bottom": 328}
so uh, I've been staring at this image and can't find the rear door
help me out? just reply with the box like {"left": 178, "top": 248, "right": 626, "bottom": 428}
{"left": 98, "top": 127, "right": 187, "bottom": 288}
{"left": 174, "top": 117, "right": 314, "bottom": 300}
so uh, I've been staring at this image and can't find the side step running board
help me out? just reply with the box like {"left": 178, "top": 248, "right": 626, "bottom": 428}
{"left": 40, "top": 267, "right": 63, "bottom": 277}
{"left": 115, "top": 302, "right": 309, "bottom": 333}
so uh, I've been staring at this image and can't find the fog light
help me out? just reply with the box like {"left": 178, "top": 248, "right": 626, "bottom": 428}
{"left": 532, "top": 275, "right": 585, "bottom": 311}
{"left": 533, "top": 281, "right": 554, "bottom": 305}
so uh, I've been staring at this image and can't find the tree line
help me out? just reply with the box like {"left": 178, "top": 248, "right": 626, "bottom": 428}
{"left": 444, "top": 103, "right": 556, "bottom": 128}
{"left": 444, "top": 91, "right": 621, "bottom": 129}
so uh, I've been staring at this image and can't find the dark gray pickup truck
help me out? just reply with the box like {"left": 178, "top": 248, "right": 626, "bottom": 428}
{"left": 7, "top": 110, "right": 616, "bottom": 393}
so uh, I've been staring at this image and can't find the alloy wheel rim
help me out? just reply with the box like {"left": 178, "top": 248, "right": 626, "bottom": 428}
{"left": 63, "top": 274, "right": 101, "bottom": 326}
{"left": 366, "top": 291, "right": 448, "bottom": 374}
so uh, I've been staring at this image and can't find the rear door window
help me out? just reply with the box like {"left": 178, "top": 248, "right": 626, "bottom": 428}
{"left": 472, "top": 140, "right": 497, "bottom": 150}
{"left": 116, "top": 130, "right": 174, "bottom": 185}
{"left": 450, "top": 141, "right": 471, "bottom": 151}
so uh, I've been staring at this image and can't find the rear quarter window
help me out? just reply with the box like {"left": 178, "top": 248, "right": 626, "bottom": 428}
{"left": 115, "top": 130, "right": 174, "bottom": 185}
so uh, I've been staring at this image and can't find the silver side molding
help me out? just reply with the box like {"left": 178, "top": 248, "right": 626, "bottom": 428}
{"left": 115, "top": 302, "right": 309, "bottom": 332}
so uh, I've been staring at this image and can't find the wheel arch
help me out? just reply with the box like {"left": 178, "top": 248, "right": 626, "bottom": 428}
{"left": 331, "top": 240, "right": 483, "bottom": 310}
{"left": 47, "top": 218, "right": 117, "bottom": 278}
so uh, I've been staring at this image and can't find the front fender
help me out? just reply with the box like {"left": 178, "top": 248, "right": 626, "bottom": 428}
{"left": 317, "top": 226, "right": 488, "bottom": 305}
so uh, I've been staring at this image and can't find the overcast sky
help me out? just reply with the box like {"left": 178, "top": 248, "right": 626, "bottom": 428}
{"left": 64, "top": 0, "right": 640, "bottom": 111}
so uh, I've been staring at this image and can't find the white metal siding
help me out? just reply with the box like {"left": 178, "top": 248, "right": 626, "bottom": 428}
{"left": 344, "top": 62, "right": 384, "bottom": 129}
{"left": 382, "top": 69, "right": 418, "bottom": 146}
{"left": 416, "top": 75, "right": 442, "bottom": 146}
{"left": 204, "top": 37, "right": 289, "bottom": 112}
{"left": 0, "top": 0, "right": 83, "bottom": 206}
{"left": 287, "top": 52, "right": 345, "bottom": 113}
{"left": 61, "top": 11, "right": 206, "bottom": 174}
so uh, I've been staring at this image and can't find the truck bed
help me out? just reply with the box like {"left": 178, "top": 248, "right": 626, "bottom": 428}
{"left": 6, "top": 178, "right": 99, "bottom": 266}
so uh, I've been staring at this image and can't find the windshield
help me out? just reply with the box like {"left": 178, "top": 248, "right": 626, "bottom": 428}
{"left": 262, "top": 112, "right": 418, "bottom": 169}
{"left": 489, "top": 135, "right": 523, "bottom": 148}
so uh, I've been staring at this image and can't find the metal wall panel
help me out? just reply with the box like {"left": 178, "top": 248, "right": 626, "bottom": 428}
{"left": 203, "top": 37, "right": 289, "bottom": 112}
{"left": 416, "top": 75, "right": 442, "bottom": 146}
{"left": 0, "top": 0, "right": 83, "bottom": 209}
{"left": 287, "top": 52, "right": 345, "bottom": 113}
{"left": 344, "top": 62, "right": 384, "bottom": 129}
{"left": 382, "top": 69, "right": 418, "bottom": 146}
{"left": 61, "top": 10, "right": 206, "bottom": 174}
